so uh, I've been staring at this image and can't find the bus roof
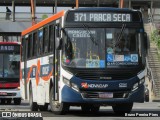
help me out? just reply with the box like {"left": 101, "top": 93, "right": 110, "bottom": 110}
{"left": 0, "top": 42, "right": 21, "bottom": 45}
{"left": 21, "top": 10, "right": 65, "bottom": 36}
{"left": 71, "top": 7, "right": 137, "bottom": 12}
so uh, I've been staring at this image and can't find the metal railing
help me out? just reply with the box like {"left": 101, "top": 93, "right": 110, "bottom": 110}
{"left": 0, "top": 12, "right": 53, "bottom": 22}
{"left": 146, "top": 56, "right": 156, "bottom": 96}
{"left": 148, "top": 13, "right": 160, "bottom": 31}
{"left": 148, "top": 13, "right": 156, "bottom": 32}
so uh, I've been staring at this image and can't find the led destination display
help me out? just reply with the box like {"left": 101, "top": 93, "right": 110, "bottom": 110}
{"left": 0, "top": 45, "right": 20, "bottom": 52}
{"left": 74, "top": 13, "right": 132, "bottom": 22}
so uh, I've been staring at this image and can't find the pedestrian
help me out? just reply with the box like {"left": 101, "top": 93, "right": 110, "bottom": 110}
{"left": 6, "top": 7, "right": 11, "bottom": 20}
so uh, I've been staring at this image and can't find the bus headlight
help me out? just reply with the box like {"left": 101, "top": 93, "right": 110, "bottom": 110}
{"left": 63, "top": 77, "right": 70, "bottom": 87}
{"left": 139, "top": 78, "right": 145, "bottom": 85}
{"left": 17, "top": 87, "right": 20, "bottom": 90}
{"left": 132, "top": 82, "right": 138, "bottom": 91}
{"left": 71, "top": 83, "right": 79, "bottom": 92}
{"left": 63, "top": 77, "right": 79, "bottom": 92}
{"left": 132, "top": 78, "right": 145, "bottom": 91}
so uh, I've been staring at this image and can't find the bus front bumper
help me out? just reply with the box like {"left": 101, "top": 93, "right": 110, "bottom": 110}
{"left": 61, "top": 85, "right": 144, "bottom": 104}
{"left": 0, "top": 88, "right": 21, "bottom": 99}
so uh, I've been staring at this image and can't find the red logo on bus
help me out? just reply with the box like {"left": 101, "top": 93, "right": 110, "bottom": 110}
{"left": 81, "top": 83, "right": 88, "bottom": 89}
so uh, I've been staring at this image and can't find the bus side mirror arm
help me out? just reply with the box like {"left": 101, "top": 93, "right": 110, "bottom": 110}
{"left": 56, "top": 37, "right": 62, "bottom": 50}
{"left": 138, "top": 33, "right": 145, "bottom": 65}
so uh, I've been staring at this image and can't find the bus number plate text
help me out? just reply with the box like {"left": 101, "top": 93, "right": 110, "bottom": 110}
{"left": 0, "top": 92, "right": 7, "bottom": 95}
{"left": 99, "top": 92, "right": 113, "bottom": 99}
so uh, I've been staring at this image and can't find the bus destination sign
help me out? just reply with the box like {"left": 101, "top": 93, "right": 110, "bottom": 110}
{"left": 0, "top": 45, "right": 20, "bottom": 52}
{"left": 74, "top": 13, "right": 131, "bottom": 22}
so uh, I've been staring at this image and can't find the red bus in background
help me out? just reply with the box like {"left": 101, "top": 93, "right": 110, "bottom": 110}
{"left": 0, "top": 42, "right": 21, "bottom": 105}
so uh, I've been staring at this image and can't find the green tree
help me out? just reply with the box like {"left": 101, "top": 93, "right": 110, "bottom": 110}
{"left": 151, "top": 30, "right": 160, "bottom": 49}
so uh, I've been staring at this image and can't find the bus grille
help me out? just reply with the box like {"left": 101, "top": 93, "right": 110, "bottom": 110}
{"left": 81, "top": 91, "right": 129, "bottom": 99}
{"left": 0, "top": 93, "right": 16, "bottom": 96}
{"left": 75, "top": 70, "right": 136, "bottom": 80}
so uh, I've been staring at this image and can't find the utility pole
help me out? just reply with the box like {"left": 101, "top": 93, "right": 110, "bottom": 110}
{"left": 129, "top": 0, "right": 131, "bottom": 9}
{"left": 97, "top": 0, "right": 100, "bottom": 7}
{"left": 119, "top": 0, "right": 124, "bottom": 8}
{"left": 30, "top": 0, "right": 36, "bottom": 25}
{"left": 12, "top": 0, "right": 15, "bottom": 22}
{"left": 55, "top": 0, "right": 57, "bottom": 14}
{"left": 76, "top": 0, "right": 79, "bottom": 8}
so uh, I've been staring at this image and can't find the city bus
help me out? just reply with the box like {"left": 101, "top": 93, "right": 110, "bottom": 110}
{"left": 21, "top": 7, "right": 148, "bottom": 114}
{"left": 0, "top": 42, "right": 21, "bottom": 105}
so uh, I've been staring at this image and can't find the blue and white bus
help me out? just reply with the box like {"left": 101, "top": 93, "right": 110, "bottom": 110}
{"left": 21, "top": 7, "right": 148, "bottom": 114}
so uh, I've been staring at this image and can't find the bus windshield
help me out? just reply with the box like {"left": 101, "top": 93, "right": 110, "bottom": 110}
{"left": 0, "top": 53, "right": 20, "bottom": 78}
{"left": 62, "top": 27, "right": 139, "bottom": 68}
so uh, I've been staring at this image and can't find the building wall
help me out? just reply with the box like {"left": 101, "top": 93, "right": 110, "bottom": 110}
{"left": 0, "top": 21, "right": 31, "bottom": 33}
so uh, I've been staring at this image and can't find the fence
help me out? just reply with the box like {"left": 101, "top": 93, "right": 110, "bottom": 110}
{"left": 0, "top": 12, "right": 53, "bottom": 22}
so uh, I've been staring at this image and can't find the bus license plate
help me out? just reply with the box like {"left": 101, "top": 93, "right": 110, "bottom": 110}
{"left": 99, "top": 92, "right": 113, "bottom": 98}
{"left": 0, "top": 92, "right": 7, "bottom": 95}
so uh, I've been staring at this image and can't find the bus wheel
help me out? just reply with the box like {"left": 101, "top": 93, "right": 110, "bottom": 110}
{"left": 39, "top": 103, "right": 48, "bottom": 111}
{"left": 49, "top": 86, "right": 69, "bottom": 115}
{"left": 81, "top": 104, "right": 100, "bottom": 113}
{"left": 13, "top": 98, "right": 21, "bottom": 105}
{"left": 6, "top": 98, "right": 12, "bottom": 104}
{"left": 29, "top": 84, "right": 38, "bottom": 111}
{"left": 81, "top": 105, "right": 91, "bottom": 113}
{"left": 90, "top": 105, "right": 100, "bottom": 113}
{"left": 112, "top": 103, "right": 133, "bottom": 114}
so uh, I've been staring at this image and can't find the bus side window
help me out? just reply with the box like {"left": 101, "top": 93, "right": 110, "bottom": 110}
{"left": 33, "top": 32, "right": 38, "bottom": 56}
{"left": 49, "top": 25, "right": 55, "bottom": 52}
{"left": 44, "top": 27, "right": 49, "bottom": 53}
{"left": 22, "top": 38, "right": 25, "bottom": 61}
{"left": 30, "top": 34, "right": 33, "bottom": 57}
{"left": 27, "top": 34, "right": 32, "bottom": 59}
{"left": 38, "top": 30, "right": 44, "bottom": 55}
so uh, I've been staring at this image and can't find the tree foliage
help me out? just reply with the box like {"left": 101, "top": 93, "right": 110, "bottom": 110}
{"left": 151, "top": 30, "right": 160, "bottom": 49}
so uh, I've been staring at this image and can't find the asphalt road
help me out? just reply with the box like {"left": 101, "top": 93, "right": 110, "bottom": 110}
{"left": 0, "top": 100, "right": 159, "bottom": 120}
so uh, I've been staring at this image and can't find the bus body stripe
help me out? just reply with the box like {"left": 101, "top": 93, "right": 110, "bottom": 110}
{"left": 21, "top": 10, "right": 65, "bottom": 36}
{"left": 21, "top": 61, "right": 53, "bottom": 85}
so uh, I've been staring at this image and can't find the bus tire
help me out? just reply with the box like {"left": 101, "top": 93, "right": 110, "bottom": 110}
{"left": 39, "top": 103, "right": 48, "bottom": 111}
{"left": 49, "top": 86, "right": 69, "bottom": 115}
{"left": 81, "top": 104, "right": 100, "bottom": 113}
{"left": 112, "top": 103, "right": 133, "bottom": 114}
{"left": 81, "top": 105, "right": 91, "bottom": 113}
{"left": 90, "top": 105, "right": 100, "bottom": 113}
{"left": 13, "top": 98, "right": 21, "bottom": 105}
{"left": 29, "top": 84, "right": 38, "bottom": 111}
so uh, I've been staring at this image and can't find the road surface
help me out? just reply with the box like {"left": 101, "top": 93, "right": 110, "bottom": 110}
{"left": 0, "top": 100, "right": 159, "bottom": 120}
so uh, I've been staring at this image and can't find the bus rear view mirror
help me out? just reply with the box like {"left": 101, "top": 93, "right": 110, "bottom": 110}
{"left": 56, "top": 37, "right": 62, "bottom": 50}
{"left": 144, "top": 32, "right": 149, "bottom": 51}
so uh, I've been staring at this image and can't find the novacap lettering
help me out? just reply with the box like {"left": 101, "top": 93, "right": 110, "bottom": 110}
{"left": 88, "top": 84, "right": 108, "bottom": 88}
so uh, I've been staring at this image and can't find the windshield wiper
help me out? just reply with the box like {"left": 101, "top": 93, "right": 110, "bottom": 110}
{"left": 82, "top": 23, "right": 98, "bottom": 46}
{"left": 115, "top": 23, "right": 126, "bottom": 47}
